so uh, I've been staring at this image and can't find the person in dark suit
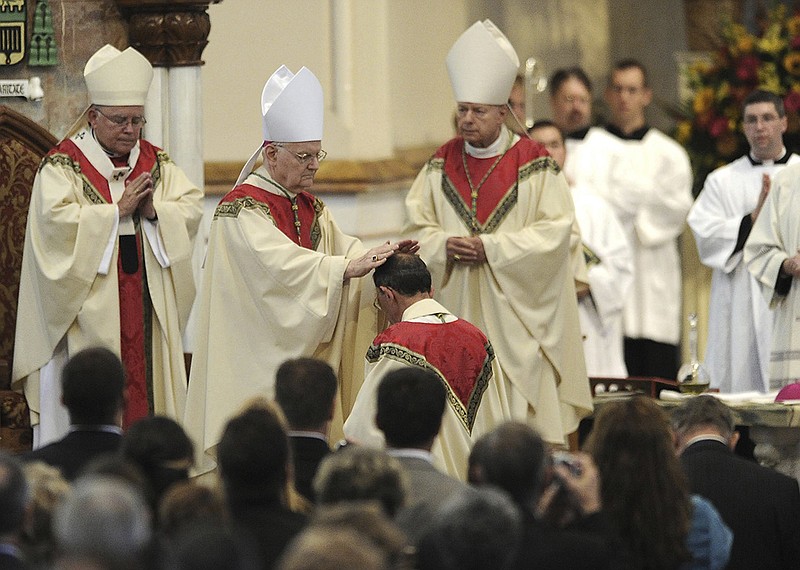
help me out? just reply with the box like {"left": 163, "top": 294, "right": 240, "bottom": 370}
{"left": 671, "top": 395, "right": 800, "bottom": 570}
{"left": 374, "top": 367, "right": 466, "bottom": 540}
{"left": 217, "top": 401, "right": 307, "bottom": 569}
{"left": 275, "top": 358, "right": 337, "bottom": 502}
{"left": 0, "top": 452, "right": 29, "bottom": 569}
{"left": 24, "top": 346, "right": 124, "bottom": 480}
{"left": 468, "top": 422, "right": 614, "bottom": 569}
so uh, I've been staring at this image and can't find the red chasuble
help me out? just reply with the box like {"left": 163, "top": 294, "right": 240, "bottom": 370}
{"left": 218, "top": 183, "right": 322, "bottom": 249}
{"left": 51, "top": 139, "right": 164, "bottom": 427}
{"left": 366, "top": 319, "right": 495, "bottom": 433}
{"left": 434, "top": 136, "right": 552, "bottom": 235}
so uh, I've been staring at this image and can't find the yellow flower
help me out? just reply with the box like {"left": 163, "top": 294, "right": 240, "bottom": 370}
{"left": 785, "top": 51, "right": 800, "bottom": 76}
{"left": 716, "top": 82, "right": 730, "bottom": 101}
{"left": 758, "top": 63, "right": 782, "bottom": 93}
{"left": 690, "top": 61, "right": 712, "bottom": 75}
{"left": 757, "top": 23, "right": 787, "bottom": 55}
{"left": 676, "top": 120, "right": 692, "bottom": 144}
{"left": 693, "top": 87, "right": 714, "bottom": 115}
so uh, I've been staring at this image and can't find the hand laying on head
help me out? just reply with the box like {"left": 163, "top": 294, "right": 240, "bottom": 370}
{"left": 344, "top": 241, "right": 400, "bottom": 280}
{"left": 395, "top": 239, "right": 420, "bottom": 255}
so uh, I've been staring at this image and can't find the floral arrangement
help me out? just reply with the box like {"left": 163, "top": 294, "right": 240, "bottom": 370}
{"left": 675, "top": 6, "right": 800, "bottom": 194}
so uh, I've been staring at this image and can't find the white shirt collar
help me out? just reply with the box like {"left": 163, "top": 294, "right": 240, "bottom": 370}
{"left": 68, "top": 424, "right": 123, "bottom": 435}
{"left": 387, "top": 448, "right": 434, "bottom": 463}
{"left": 287, "top": 430, "right": 328, "bottom": 443}
{"left": 683, "top": 434, "right": 729, "bottom": 449}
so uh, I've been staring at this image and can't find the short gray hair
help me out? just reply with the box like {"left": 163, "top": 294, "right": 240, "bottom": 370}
{"left": 670, "top": 395, "right": 735, "bottom": 439}
{"left": 54, "top": 475, "right": 151, "bottom": 561}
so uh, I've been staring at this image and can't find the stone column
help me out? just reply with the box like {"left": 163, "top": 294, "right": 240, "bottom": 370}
{"left": 114, "top": 0, "right": 221, "bottom": 352}
{"left": 113, "top": 0, "right": 218, "bottom": 187}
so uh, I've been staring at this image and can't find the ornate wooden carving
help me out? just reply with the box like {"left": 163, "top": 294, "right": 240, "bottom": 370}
{"left": 113, "top": 1, "right": 222, "bottom": 67}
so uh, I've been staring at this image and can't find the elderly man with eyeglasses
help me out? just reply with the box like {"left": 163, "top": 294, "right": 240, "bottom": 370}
{"left": 184, "top": 65, "right": 416, "bottom": 473}
{"left": 13, "top": 44, "right": 203, "bottom": 447}
{"left": 403, "top": 21, "right": 592, "bottom": 449}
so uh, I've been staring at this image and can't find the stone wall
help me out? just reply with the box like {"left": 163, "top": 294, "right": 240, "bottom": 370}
{"left": 3, "top": 0, "right": 127, "bottom": 140}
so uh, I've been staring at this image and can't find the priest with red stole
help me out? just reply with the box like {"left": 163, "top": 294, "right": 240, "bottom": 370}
{"left": 185, "top": 65, "right": 414, "bottom": 473}
{"left": 403, "top": 20, "right": 593, "bottom": 447}
{"left": 13, "top": 45, "right": 204, "bottom": 446}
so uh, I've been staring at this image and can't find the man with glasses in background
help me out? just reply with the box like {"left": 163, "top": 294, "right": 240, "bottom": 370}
{"left": 404, "top": 21, "right": 592, "bottom": 450}
{"left": 13, "top": 44, "right": 203, "bottom": 447}
{"left": 689, "top": 90, "right": 799, "bottom": 393}
{"left": 185, "top": 65, "right": 415, "bottom": 473}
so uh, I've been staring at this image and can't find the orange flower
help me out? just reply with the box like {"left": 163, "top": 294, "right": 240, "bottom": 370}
{"left": 785, "top": 51, "right": 800, "bottom": 75}
{"left": 788, "top": 15, "right": 800, "bottom": 37}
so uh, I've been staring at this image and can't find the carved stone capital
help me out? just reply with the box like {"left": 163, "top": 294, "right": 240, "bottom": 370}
{"left": 113, "top": 1, "right": 222, "bottom": 67}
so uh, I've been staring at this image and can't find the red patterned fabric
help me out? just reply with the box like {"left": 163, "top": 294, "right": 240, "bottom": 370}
{"left": 221, "top": 184, "right": 319, "bottom": 249}
{"left": 0, "top": 137, "right": 40, "bottom": 368}
{"left": 369, "top": 319, "right": 492, "bottom": 409}
{"left": 0, "top": 107, "right": 55, "bottom": 453}
{"left": 52, "top": 140, "right": 161, "bottom": 427}
{"left": 436, "top": 136, "right": 549, "bottom": 224}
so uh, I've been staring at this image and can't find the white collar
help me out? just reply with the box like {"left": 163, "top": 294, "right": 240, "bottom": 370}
{"left": 683, "top": 434, "right": 729, "bottom": 449}
{"left": 750, "top": 147, "right": 787, "bottom": 166}
{"left": 68, "top": 424, "right": 123, "bottom": 435}
{"left": 401, "top": 298, "right": 454, "bottom": 322}
{"left": 465, "top": 126, "right": 516, "bottom": 158}
{"left": 387, "top": 448, "right": 434, "bottom": 463}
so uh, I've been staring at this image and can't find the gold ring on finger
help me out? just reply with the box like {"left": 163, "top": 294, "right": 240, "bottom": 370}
{"left": 454, "top": 254, "right": 461, "bottom": 261}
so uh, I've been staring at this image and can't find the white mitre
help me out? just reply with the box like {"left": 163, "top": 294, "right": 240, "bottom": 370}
{"left": 84, "top": 44, "right": 153, "bottom": 106}
{"left": 446, "top": 19, "right": 519, "bottom": 105}
{"left": 236, "top": 65, "right": 324, "bottom": 186}
{"left": 64, "top": 44, "right": 153, "bottom": 140}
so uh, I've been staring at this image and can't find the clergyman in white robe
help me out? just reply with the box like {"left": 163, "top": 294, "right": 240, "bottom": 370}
{"left": 689, "top": 152, "right": 799, "bottom": 392}
{"left": 745, "top": 161, "right": 800, "bottom": 389}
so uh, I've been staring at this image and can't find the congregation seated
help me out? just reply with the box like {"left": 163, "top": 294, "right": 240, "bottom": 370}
{"left": 671, "top": 395, "right": 800, "bottom": 570}
{"left": 119, "top": 415, "right": 194, "bottom": 515}
{"left": 585, "top": 396, "right": 732, "bottom": 569}
{"left": 279, "top": 503, "right": 411, "bottom": 570}
{"left": 52, "top": 474, "right": 153, "bottom": 570}
{"left": 216, "top": 401, "right": 308, "bottom": 570}
{"left": 20, "top": 461, "right": 70, "bottom": 567}
{"left": 415, "top": 487, "right": 522, "bottom": 570}
{"left": 274, "top": 358, "right": 337, "bottom": 503}
{"left": 0, "top": 452, "right": 28, "bottom": 570}
{"left": 313, "top": 446, "right": 407, "bottom": 519}
{"left": 23, "top": 347, "right": 125, "bottom": 481}
{"left": 7, "top": 352, "right": 785, "bottom": 570}
{"left": 468, "top": 421, "right": 614, "bottom": 569}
